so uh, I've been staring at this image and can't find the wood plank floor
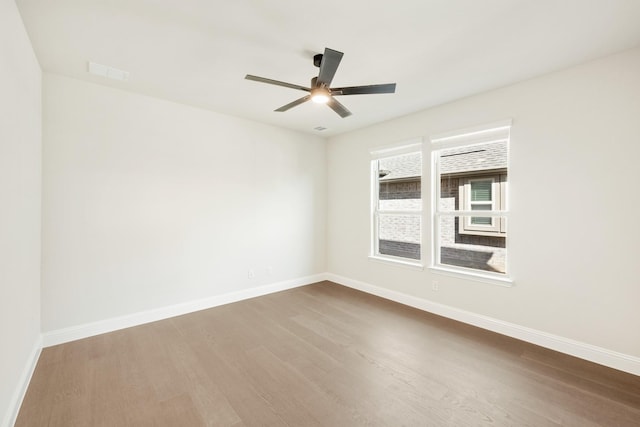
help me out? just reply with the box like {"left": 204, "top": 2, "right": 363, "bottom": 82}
{"left": 16, "top": 281, "right": 640, "bottom": 426}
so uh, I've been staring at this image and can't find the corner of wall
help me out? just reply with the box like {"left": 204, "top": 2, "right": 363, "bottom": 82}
{"left": 2, "top": 336, "right": 42, "bottom": 427}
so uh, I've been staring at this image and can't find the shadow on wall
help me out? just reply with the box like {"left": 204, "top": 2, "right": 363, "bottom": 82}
{"left": 440, "top": 247, "right": 502, "bottom": 273}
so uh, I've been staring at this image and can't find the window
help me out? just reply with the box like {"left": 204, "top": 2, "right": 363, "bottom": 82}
{"left": 371, "top": 142, "right": 422, "bottom": 264}
{"left": 460, "top": 174, "right": 507, "bottom": 235}
{"left": 431, "top": 121, "right": 510, "bottom": 279}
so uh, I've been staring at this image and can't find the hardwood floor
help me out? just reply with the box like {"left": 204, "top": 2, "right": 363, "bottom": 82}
{"left": 16, "top": 281, "right": 640, "bottom": 426}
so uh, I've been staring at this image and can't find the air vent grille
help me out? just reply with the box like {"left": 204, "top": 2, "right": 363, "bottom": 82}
{"left": 88, "top": 61, "right": 129, "bottom": 81}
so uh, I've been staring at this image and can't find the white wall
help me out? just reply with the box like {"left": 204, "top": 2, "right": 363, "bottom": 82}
{"left": 41, "top": 74, "right": 326, "bottom": 332}
{"left": 327, "top": 47, "right": 640, "bottom": 359}
{"left": 0, "top": 1, "right": 42, "bottom": 425}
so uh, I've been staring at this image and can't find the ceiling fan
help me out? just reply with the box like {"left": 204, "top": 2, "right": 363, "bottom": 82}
{"left": 245, "top": 48, "right": 396, "bottom": 118}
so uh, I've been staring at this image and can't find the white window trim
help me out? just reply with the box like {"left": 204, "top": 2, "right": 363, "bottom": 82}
{"left": 370, "top": 139, "right": 422, "bottom": 159}
{"left": 428, "top": 265, "right": 514, "bottom": 286}
{"left": 368, "top": 254, "right": 424, "bottom": 270}
{"left": 430, "top": 119, "right": 512, "bottom": 148}
{"left": 430, "top": 120, "right": 513, "bottom": 285}
{"left": 370, "top": 139, "right": 424, "bottom": 267}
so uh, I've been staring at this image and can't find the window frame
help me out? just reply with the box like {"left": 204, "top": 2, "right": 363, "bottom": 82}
{"left": 370, "top": 140, "right": 424, "bottom": 268}
{"left": 429, "top": 120, "right": 513, "bottom": 285}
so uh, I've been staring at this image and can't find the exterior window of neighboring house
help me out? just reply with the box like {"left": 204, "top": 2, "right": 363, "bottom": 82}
{"left": 430, "top": 121, "right": 511, "bottom": 281}
{"left": 460, "top": 175, "right": 507, "bottom": 235}
{"left": 370, "top": 142, "right": 422, "bottom": 264}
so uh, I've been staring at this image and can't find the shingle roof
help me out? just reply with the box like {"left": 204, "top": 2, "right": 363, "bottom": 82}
{"left": 439, "top": 141, "right": 507, "bottom": 174}
{"left": 378, "top": 141, "right": 507, "bottom": 181}
{"left": 379, "top": 152, "right": 421, "bottom": 181}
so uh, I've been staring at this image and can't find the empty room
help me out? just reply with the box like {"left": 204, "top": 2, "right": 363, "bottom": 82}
{"left": 2, "top": 0, "right": 640, "bottom": 426}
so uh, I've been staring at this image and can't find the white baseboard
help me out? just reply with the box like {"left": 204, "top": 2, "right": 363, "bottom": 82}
{"left": 38, "top": 270, "right": 640, "bottom": 376}
{"left": 43, "top": 274, "right": 327, "bottom": 347}
{"left": 2, "top": 335, "right": 42, "bottom": 427}
{"left": 326, "top": 273, "right": 640, "bottom": 377}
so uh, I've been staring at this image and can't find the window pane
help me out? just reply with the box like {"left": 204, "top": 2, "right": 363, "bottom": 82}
{"left": 438, "top": 141, "right": 506, "bottom": 212}
{"left": 471, "top": 180, "right": 492, "bottom": 201}
{"left": 378, "top": 152, "right": 422, "bottom": 211}
{"left": 439, "top": 175, "right": 458, "bottom": 212}
{"left": 378, "top": 213, "right": 420, "bottom": 260}
{"left": 438, "top": 215, "right": 506, "bottom": 274}
{"left": 439, "top": 141, "right": 507, "bottom": 175}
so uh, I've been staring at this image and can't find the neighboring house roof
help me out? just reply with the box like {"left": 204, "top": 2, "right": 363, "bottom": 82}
{"left": 440, "top": 141, "right": 507, "bottom": 175}
{"left": 379, "top": 141, "right": 507, "bottom": 181}
{"left": 379, "top": 152, "right": 421, "bottom": 181}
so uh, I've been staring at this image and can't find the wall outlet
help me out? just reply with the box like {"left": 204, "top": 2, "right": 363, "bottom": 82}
{"left": 248, "top": 269, "right": 255, "bottom": 279}
{"left": 432, "top": 281, "right": 439, "bottom": 291}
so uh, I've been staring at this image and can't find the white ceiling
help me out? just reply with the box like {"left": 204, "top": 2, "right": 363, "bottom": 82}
{"left": 16, "top": 0, "right": 640, "bottom": 137}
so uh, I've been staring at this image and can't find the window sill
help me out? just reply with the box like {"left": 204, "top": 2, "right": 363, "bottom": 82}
{"left": 368, "top": 255, "right": 424, "bottom": 271}
{"left": 429, "top": 265, "right": 514, "bottom": 287}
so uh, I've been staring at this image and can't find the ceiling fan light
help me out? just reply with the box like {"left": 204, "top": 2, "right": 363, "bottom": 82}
{"left": 312, "top": 94, "right": 329, "bottom": 104}
{"left": 311, "top": 88, "right": 330, "bottom": 104}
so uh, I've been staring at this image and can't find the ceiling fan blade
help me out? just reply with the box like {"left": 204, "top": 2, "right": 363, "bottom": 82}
{"left": 245, "top": 75, "right": 310, "bottom": 92}
{"left": 275, "top": 95, "right": 311, "bottom": 112}
{"left": 327, "top": 97, "right": 352, "bottom": 118}
{"left": 332, "top": 83, "right": 396, "bottom": 95}
{"left": 317, "top": 48, "right": 343, "bottom": 87}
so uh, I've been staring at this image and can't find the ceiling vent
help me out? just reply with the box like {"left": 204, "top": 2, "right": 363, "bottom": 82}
{"left": 88, "top": 61, "right": 129, "bottom": 81}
